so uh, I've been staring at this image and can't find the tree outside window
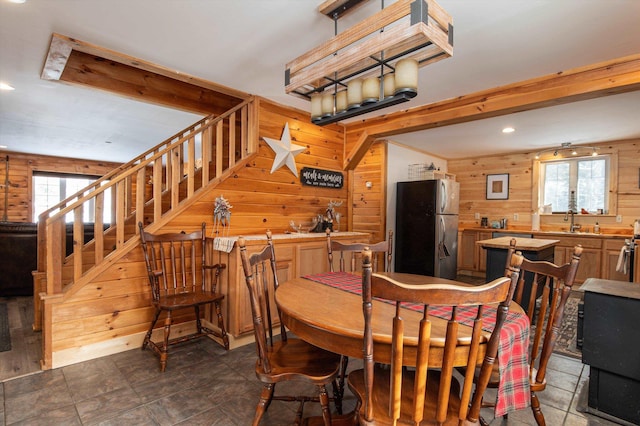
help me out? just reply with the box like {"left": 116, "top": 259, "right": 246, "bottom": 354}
{"left": 33, "top": 173, "right": 111, "bottom": 223}
{"left": 540, "top": 156, "right": 609, "bottom": 214}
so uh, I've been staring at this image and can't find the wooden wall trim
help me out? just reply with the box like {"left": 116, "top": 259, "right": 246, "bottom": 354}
{"left": 343, "top": 53, "right": 640, "bottom": 170}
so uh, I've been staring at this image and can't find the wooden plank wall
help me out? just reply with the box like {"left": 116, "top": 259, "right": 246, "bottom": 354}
{"left": 0, "top": 152, "right": 121, "bottom": 223}
{"left": 163, "top": 98, "right": 349, "bottom": 235}
{"left": 48, "top": 98, "right": 351, "bottom": 366}
{"left": 447, "top": 138, "right": 640, "bottom": 234}
{"left": 351, "top": 141, "right": 386, "bottom": 243}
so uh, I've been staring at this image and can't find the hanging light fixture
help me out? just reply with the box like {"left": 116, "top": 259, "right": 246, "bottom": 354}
{"left": 534, "top": 142, "right": 601, "bottom": 160}
{"left": 285, "top": 0, "right": 453, "bottom": 126}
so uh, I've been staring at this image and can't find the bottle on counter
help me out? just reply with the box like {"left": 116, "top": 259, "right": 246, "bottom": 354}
{"left": 594, "top": 222, "right": 600, "bottom": 234}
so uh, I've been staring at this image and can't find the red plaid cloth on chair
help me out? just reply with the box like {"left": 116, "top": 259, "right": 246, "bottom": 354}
{"left": 303, "top": 271, "right": 531, "bottom": 417}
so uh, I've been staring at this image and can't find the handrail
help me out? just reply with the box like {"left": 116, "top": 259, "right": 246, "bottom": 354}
{"left": 38, "top": 97, "right": 257, "bottom": 295}
{"left": 35, "top": 115, "right": 212, "bottom": 271}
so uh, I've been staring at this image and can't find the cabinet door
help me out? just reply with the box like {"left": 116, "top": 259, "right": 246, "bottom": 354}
{"left": 476, "top": 232, "right": 493, "bottom": 272}
{"left": 602, "top": 239, "right": 631, "bottom": 282}
{"left": 297, "top": 241, "right": 328, "bottom": 276}
{"left": 557, "top": 246, "right": 601, "bottom": 285}
{"left": 233, "top": 244, "right": 295, "bottom": 336}
{"left": 458, "top": 231, "right": 478, "bottom": 271}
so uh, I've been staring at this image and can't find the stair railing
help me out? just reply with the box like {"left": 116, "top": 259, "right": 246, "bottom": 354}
{"left": 38, "top": 97, "right": 257, "bottom": 296}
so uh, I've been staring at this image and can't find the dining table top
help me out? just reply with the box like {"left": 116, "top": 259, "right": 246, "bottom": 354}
{"left": 275, "top": 271, "right": 525, "bottom": 368}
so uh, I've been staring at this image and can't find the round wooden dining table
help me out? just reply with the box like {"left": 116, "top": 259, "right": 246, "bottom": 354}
{"left": 275, "top": 272, "right": 524, "bottom": 367}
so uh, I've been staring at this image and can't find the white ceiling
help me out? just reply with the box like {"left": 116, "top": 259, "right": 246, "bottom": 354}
{"left": 1, "top": 0, "right": 639, "bottom": 163}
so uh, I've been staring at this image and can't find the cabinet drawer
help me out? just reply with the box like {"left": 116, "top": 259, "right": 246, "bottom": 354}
{"left": 603, "top": 238, "right": 628, "bottom": 250}
{"left": 556, "top": 236, "right": 602, "bottom": 249}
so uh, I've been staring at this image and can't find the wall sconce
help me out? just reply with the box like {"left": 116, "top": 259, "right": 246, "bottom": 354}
{"left": 285, "top": 0, "right": 453, "bottom": 126}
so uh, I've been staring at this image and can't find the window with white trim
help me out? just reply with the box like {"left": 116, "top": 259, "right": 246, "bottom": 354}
{"left": 32, "top": 172, "right": 111, "bottom": 223}
{"left": 540, "top": 155, "right": 609, "bottom": 214}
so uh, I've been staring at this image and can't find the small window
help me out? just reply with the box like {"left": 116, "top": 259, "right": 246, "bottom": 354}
{"left": 33, "top": 172, "right": 111, "bottom": 223}
{"left": 540, "top": 155, "right": 609, "bottom": 214}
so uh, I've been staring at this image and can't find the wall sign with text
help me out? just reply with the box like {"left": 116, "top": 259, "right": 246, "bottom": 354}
{"left": 300, "top": 167, "right": 344, "bottom": 189}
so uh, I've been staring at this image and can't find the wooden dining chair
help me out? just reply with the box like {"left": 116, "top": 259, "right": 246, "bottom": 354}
{"left": 326, "top": 228, "right": 393, "bottom": 273}
{"left": 239, "top": 231, "right": 343, "bottom": 426}
{"left": 326, "top": 228, "right": 393, "bottom": 400}
{"left": 138, "top": 222, "right": 229, "bottom": 372}
{"left": 347, "top": 248, "right": 524, "bottom": 425}
{"left": 489, "top": 238, "right": 583, "bottom": 425}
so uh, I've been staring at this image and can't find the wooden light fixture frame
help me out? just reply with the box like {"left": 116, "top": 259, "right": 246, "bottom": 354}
{"left": 285, "top": 0, "right": 453, "bottom": 106}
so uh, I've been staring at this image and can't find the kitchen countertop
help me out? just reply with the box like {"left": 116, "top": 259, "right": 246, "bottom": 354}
{"left": 210, "top": 231, "right": 370, "bottom": 252}
{"left": 476, "top": 236, "right": 560, "bottom": 251}
{"left": 462, "top": 227, "right": 632, "bottom": 239}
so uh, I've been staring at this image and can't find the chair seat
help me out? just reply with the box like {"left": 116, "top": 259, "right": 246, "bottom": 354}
{"left": 256, "top": 338, "right": 342, "bottom": 384}
{"left": 156, "top": 291, "right": 224, "bottom": 310}
{"left": 349, "top": 366, "right": 463, "bottom": 426}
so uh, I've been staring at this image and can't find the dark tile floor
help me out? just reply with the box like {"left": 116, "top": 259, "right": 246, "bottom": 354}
{"left": 0, "top": 336, "right": 625, "bottom": 426}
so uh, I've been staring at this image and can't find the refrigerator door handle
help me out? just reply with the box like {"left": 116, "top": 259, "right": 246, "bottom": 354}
{"left": 438, "top": 216, "right": 451, "bottom": 259}
{"left": 440, "top": 180, "right": 447, "bottom": 214}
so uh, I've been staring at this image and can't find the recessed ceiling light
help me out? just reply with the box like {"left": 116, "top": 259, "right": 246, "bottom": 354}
{"left": 9, "top": 0, "right": 27, "bottom": 3}
{"left": 0, "top": 145, "right": 8, "bottom": 149}
{"left": 0, "top": 82, "right": 15, "bottom": 91}
{"left": 502, "top": 127, "right": 515, "bottom": 134}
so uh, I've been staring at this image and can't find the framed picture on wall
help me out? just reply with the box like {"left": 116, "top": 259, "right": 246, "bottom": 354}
{"left": 486, "top": 173, "right": 509, "bottom": 200}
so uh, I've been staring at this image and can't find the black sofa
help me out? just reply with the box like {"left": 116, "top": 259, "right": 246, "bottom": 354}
{"left": 0, "top": 222, "right": 101, "bottom": 297}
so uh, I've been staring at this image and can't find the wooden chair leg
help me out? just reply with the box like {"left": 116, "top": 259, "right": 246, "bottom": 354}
{"left": 142, "top": 309, "right": 161, "bottom": 350}
{"left": 317, "top": 384, "right": 332, "bottom": 426}
{"left": 214, "top": 300, "right": 230, "bottom": 349}
{"left": 331, "top": 378, "right": 342, "bottom": 415}
{"left": 160, "top": 312, "right": 172, "bottom": 372}
{"left": 338, "top": 355, "right": 349, "bottom": 400}
{"left": 194, "top": 305, "right": 202, "bottom": 333}
{"left": 530, "top": 391, "right": 546, "bottom": 426}
{"left": 253, "top": 383, "right": 275, "bottom": 426}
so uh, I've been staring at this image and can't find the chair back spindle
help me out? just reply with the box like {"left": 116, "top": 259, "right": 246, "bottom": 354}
{"left": 326, "top": 229, "right": 393, "bottom": 273}
{"left": 138, "top": 222, "right": 228, "bottom": 372}
{"left": 238, "top": 231, "right": 343, "bottom": 425}
{"left": 352, "top": 249, "right": 524, "bottom": 424}
{"left": 501, "top": 237, "right": 583, "bottom": 425}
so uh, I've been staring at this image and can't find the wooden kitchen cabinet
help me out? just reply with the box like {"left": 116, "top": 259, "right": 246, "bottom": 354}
{"left": 458, "top": 229, "right": 492, "bottom": 276}
{"left": 602, "top": 238, "right": 632, "bottom": 282}
{"left": 461, "top": 229, "right": 638, "bottom": 284}
{"left": 552, "top": 236, "right": 601, "bottom": 285}
{"left": 217, "top": 232, "right": 369, "bottom": 344}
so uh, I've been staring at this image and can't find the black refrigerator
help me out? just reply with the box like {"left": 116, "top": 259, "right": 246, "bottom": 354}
{"left": 395, "top": 179, "right": 459, "bottom": 279}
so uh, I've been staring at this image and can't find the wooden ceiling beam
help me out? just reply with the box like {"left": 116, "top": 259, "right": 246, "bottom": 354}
{"left": 343, "top": 53, "right": 640, "bottom": 170}
{"left": 60, "top": 50, "right": 239, "bottom": 116}
{"left": 42, "top": 33, "right": 248, "bottom": 116}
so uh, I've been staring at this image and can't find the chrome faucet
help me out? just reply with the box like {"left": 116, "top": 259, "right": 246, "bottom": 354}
{"left": 564, "top": 190, "right": 581, "bottom": 232}
{"left": 564, "top": 209, "right": 581, "bottom": 232}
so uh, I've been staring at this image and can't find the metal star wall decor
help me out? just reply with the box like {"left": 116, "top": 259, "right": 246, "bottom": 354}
{"left": 262, "top": 122, "right": 306, "bottom": 177}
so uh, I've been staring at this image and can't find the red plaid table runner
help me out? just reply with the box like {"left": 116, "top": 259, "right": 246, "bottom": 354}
{"left": 303, "top": 271, "right": 531, "bottom": 417}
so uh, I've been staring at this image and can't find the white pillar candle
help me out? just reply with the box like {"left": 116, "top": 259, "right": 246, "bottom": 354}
{"left": 383, "top": 73, "right": 395, "bottom": 98}
{"left": 394, "top": 58, "right": 419, "bottom": 94}
{"left": 321, "top": 92, "right": 334, "bottom": 116}
{"left": 347, "top": 78, "right": 363, "bottom": 108}
{"left": 335, "top": 90, "right": 347, "bottom": 113}
{"left": 310, "top": 93, "right": 323, "bottom": 120}
{"left": 362, "top": 77, "right": 380, "bottom": 103}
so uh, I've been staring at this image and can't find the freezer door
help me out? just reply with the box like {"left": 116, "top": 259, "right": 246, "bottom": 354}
{"left": 437, "top": 179, "right": 460, "bottom": 215}
{"left": 434, "top": 214, "right": 459, "bottom": 279}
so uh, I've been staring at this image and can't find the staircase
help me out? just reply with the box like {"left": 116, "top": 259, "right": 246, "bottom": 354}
{"left": 33, "top": 98, "right": 258, "bottom": 333}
